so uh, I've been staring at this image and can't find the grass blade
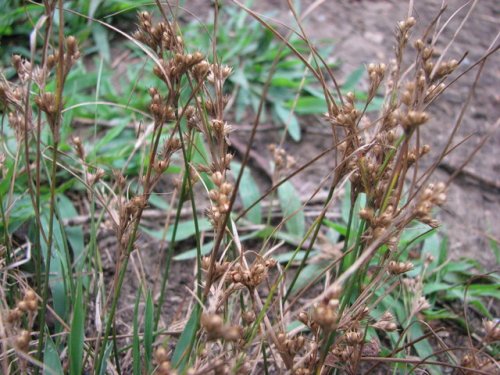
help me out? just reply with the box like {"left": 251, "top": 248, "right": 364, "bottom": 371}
{"left": 43, "top": 336, "right": 63, "bottom": 375}
{"left": 231, "top": 161, "right": 262, "bottom": 224}
{"left": 132, "top": 289, "right": 141, "bottom": 375}
{"left": 278, "top": 181, "right": 305, "bottom": 238}
{"left": 172, "top": 307, "right": 200, "bottom": 371}
{"left": 69, "top": 281, "right": 84, "bottom": 375}
{"left": 144, "top": 290, "right": 154, "bottom": 372}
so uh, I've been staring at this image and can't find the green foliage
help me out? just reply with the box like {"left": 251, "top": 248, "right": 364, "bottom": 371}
{"left": 0, "top": 0, "right": 150, "bottom": 69}
{"left": 278, "top": 181, "right": 306, "bottom": 238}
{"left": 182, "top": 6, "right": 337, "bottom": 141}
{"left": 231, "top": 161, "right": 262, "bottom": 224}
{"left": 43, "top": 336, "right": 64, "bottom": 375}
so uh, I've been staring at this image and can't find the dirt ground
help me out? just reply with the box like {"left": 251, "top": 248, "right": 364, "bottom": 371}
{"left": 182, "top": 0, "right": 500, "bottom": 266}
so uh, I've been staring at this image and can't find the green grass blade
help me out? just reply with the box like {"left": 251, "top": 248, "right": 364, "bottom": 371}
{"left": 144, "top": 290, "right": 154, "bottom": 372}
{"left": 98, "top": 343, "right": 113, "bottom": 375}
{"left": 43, "top": 336, "right": 63, "bottom": 375}
{"left": 69, "top": 281, "right": 84, "bottom": 375}
{"left": 172, "top": 307, "right": 200, "bottom": 371}
{"left": 39, "top": 212, "right": 68, "bottom": 320}
{"left": 274, "top": 103, "right": 301, "bottom": 141}
{"left": 231, "top": 161, "right": 262, "bottom": 224}
{"left": 277, "top": 181, "right": 305, "bottom": 238}
{"left": 132, "top": 289, "right": 141, "bottom": 375}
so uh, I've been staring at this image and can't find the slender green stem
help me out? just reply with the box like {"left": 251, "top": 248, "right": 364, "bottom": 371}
{"left": 35, "top": 140, "right": 59, "bottom": 366}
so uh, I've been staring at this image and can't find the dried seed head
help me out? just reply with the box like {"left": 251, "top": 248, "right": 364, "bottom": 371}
{"left": 298, "top": 311, "right": 309, "bottom": 326}
{"left": 26, "top": 299, "right": 38, "bottom": 312}
{"left": 414, "top": 39, "right": 424, "bottom": 51}
{"left": 222, "top": 325, "right": 241, "bottom": 341}
{"left": 372, "top": 311, "right": 398, "bottom": 332}
{"left": 66, "top": 36, "right": 79, "bottom": 57}
{"left": 422, "top": 47, "right": 433, "bottom": 60}
{"left": 220, "top": 182, "right": 233, "bottom": 195}
{"left": 312, "top": 304, "right": 337, "bottom": 332}
{"left": 155, "top": 346, "right": 169, "bottom": 364}
{"left": 15, "top": 330, "right": 31, "bottom": 352}
{"left": 402, "top": 110, "right": 429, "bottom": 130}
{"left": 345, "top": 329, "right": 363, "bottom": 346}
{"left": 7, "top": 308, "right": 23, "bottom": 323}
{"left": 11, "top": 55, "right": 31, "bottom": 82}
{"left": 72, "top": 136, "right": 85, "bottom": 159}
{"left": 359, "top": 207, "right": 374, "bottom": 222}
{"left": 434, "top": 59, "right": 459, "bottom": 79}
{"left": 17, "top": 300, "right": 28, "bottom": 312}
{"left": 201, "top": 313, "right": 224, "bottom": 334}
{"left": 405, "top": 17, "right": 416, "bottom": 28}
{"left": 483, "top": 319, "right": 500, "bottom": 342}
{"left": 388, "top": 260, "right": 414, "bottom": 275}
{"left": 192, "top": 60, "right": 210, "bottom": 81}
{"left": 157, "top": 361, "right": 176, "bottom": 375}
{"left": 211, "top": 171, "right": 224, "bottom": 186}
{"left": 242, "top": 311, "right": 255, "bottom": 324}
{"left": 412, "top": 296, "right": 430, "bottom": 313}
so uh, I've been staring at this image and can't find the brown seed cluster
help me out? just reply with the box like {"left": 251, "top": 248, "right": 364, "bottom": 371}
{"left": 326, "top": 91, "right": 360, "bottom": 129}
{"left": 483, "top": 319, "right": 500, "bottom": 343}
{"left": 207, "top": 172, "right": 234, "bottom": 224}
{"left": 154, "top": 347, "right": 177, "bottom": 375}
{"left": 37, "top": 36, "right": 80, "bottom": 141}
{"left": 367, "top": 63, "right": 386, "bottom": 99}
{"left": 134, "top": 11, "right": 182, "bottom": 53}
{"left": 200, "top": 313, "right": 242, "bottom": 341}
{"left": 268, "top": 144, "right": 296, "bottom": 173}
{"left": 0, "top": 58, "right": 34, "bottom": 141}
{"left": 387, "top": 260, "right": 414, "bottom": 275}
{"left": 7, "top": 290, "right": 38, "bottom": 323}
{"left": 201, "top": 256, "right": 230, "bottom": 282}
{"left": 230, "top": 257, "right": 277, "bottom": 290}
{"left": 47, "top": 35, "right": 81, "bottom": 77}
{"left": 277, "top": 332, "right": 306, "bottom": 358}
{"left": 3, "top": 289, "right": 38, "bottom": 361}
{"left": 415, "top": 182, "right": 447, "bottom": 227}
{"left": 371, "top": 311, "right": 398, "bottom": 332}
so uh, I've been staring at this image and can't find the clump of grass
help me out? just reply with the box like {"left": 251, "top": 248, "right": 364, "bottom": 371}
{"left": 0, "top": 1, "right": 499, "bottom": 375}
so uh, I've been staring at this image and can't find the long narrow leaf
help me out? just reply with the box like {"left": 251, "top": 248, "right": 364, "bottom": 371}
{"left": 277, "top": 181, "right": 305, "bottom": 238}
{"left": 132, "top": 290, "right": 141, "bottom": 375}
{"left": 172, "top": 308, "right": 199, "bottom": 371}
{"left": 43, "top": 336, "right": 63, "bottom": 375}
{"left": 69, "top": 281, "right": 84, "bottom": 375}
{"left": 144, "top": 291, "right": 154, "bottom": 372}
{"left": 231, "top": 161, "right": 262, "bottom": 224}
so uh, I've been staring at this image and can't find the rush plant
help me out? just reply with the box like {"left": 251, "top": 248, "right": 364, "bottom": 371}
{"left": 0, "top": 1, "right": 498, "bottom": 375}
